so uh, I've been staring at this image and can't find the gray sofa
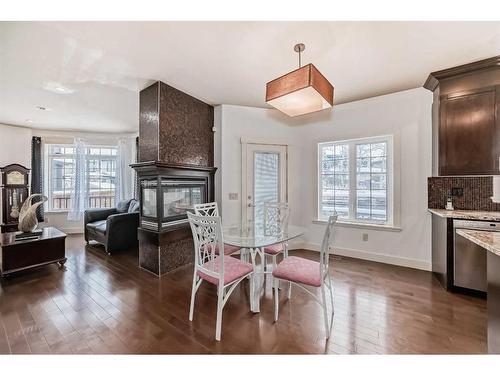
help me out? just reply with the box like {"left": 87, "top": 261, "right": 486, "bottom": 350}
{"left": 84, "top": 199, "right": 140, "bottom": 254}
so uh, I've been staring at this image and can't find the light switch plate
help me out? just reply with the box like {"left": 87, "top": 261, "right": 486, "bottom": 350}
{"left": 228, "top": 193, "right": 238, "bottom": 200}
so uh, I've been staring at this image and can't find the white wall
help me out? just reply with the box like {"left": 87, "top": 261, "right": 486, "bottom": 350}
{"left": 0, "top": 124, "right": 32, "bottom": 226}
{"left": 214, "top": 105, "right": 302, "bottom": 228}
{"left": 0, "top": 123, "right": 137, "bottom": 233}
{"left": 215, "top": 87, "right": 433, "bottom": 270}
{"left": 0, "top": 124, "right": 32, "bottom": 166}
{"left": 297, "top": 88, "right": 433, "bottom": 270}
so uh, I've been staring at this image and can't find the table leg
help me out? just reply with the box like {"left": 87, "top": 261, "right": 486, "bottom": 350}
{"left": 249, "top": 247, "right": 265, "bottom": 313}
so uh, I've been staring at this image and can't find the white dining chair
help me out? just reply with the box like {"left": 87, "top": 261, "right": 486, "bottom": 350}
{"left": 193, "top": 201, "right": 220, "bottom": 217}
{"left": 272, "top": 214, "right": 337, "bottom": 339}
{"left": 194, "top": 202, "right": 241, "bottom": 256}
{"left": 263, "top": 202, "right": 290, "bottom": 271}
{"left": 187, "top": 212, "right": 254, "bottom": 341}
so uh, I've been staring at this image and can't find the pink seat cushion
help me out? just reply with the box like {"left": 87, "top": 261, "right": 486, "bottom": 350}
{"left": 203, "top": 243, "right": 241, "bottom": 255}
{"left": 198, "top": 256, "right": 253, "bottom": 286}
{"left": 217, "top": 243, "right": 241, "bottom": 255}
{"left": 264, "top": 243, "right": 283, "bottom": 255}
{"left": 272, "top": 256, "right": 322, "bottom": 287}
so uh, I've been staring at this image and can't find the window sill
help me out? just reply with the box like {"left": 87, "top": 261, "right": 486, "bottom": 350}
{"left": 312, "top": 219, "right": 402, "bottom": 232}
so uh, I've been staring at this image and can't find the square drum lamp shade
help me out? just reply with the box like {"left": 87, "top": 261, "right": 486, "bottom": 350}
{"left": 266, "top": 63, "right": 334, "bottom": 117}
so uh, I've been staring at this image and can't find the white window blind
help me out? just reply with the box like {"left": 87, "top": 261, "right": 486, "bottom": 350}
{"left": 254, "top": 152, "right": 279, "bottom": 226}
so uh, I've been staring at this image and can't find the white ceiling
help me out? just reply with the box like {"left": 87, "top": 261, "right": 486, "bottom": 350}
{"left": 1, "top": 21, "right": 499, "bottom": 133}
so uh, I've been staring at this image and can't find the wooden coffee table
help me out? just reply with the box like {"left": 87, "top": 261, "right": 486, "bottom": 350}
{"left": 0, "top": 226, "right": 67, "bottom": 276}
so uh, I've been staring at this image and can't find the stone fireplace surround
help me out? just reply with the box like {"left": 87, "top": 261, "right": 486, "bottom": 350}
{"left": 132, "top": 81, "right": 215, "bottom": 276}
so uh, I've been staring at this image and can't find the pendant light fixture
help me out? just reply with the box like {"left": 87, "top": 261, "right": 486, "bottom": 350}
{"left": 266, "top": 43, "right": 334, "bottom": 117}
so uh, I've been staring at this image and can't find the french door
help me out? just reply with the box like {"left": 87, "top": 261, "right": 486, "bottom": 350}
{"left": 242, "top": 143, "right": 287, "bottom": 226}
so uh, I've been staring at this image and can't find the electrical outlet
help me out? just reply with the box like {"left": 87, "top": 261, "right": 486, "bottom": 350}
{"left": 228, "top": 193, "right": 238, "bottom": 200}
{"left": 362, "top": 233, "right": 368, "bottom": 241}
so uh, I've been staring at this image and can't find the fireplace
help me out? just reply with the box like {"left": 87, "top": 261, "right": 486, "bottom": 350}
{"left": 161, "top": 180, "right": 204, "bottom": 220}
{"left": 132, "top": 81, "right": 215, "bottom": 276}
{"left": 140, "top": 177, "right": 207, "bottom": 231}
{"left": 132, "top": 161, "right": 216, "bottom": 233}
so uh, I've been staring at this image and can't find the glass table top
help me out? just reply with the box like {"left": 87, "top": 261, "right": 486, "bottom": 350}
{"left": 222, "top": 224, "right": 305, "bottom": 248}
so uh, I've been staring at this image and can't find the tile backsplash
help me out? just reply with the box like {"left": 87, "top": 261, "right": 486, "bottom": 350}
{"left": 428, "top": 176, "right": 500, "bottom": 211}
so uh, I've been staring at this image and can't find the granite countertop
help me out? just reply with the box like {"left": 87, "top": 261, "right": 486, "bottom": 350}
{"left": 456, "top": 229, "right": 500, "bottom": 256}
{"left": 428, "top": 208, "right": 500, "bottom": 221}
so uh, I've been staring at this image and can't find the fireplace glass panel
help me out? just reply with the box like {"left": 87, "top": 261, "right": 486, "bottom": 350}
{"left": 163, "top": 186, "right": 203, "bottom": 219}
{"left": 141, "top": 180, "right": 158, "bottom": 218}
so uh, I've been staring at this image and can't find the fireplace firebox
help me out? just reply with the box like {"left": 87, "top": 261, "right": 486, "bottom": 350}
{"left": 131, "top": 161, "right": 216, "bottom": 233}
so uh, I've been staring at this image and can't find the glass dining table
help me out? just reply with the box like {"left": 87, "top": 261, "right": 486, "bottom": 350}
{"left": 223, "top": 224, "right": 305, "bottom": 313}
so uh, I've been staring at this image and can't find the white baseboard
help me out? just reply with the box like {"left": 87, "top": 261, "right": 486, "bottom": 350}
{"left": 289, "top": 241, "right": 431, "bottom": 271}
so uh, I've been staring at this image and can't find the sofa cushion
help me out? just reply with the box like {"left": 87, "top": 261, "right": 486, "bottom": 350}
{"left": 128, "top": 200, "right": 140, "bottom": 213}
{"left": 116, "top": 199, "right": 132, "bottom": 213}
{"left": 86, "top": 220, "right": 106, "bottom": 232}
{"left": 93, "top": 222, "right": 107, "bottom": 235}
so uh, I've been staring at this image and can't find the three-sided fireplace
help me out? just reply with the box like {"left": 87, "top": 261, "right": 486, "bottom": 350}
{"left": 131, "top": 161, "right": 216, "bottom": 233}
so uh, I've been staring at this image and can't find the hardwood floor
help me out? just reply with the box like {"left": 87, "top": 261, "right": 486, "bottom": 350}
{"left": 0, "top": 234, "right": 487, "bottom": 354}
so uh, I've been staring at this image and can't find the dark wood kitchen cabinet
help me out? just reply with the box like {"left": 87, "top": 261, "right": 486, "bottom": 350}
{"left": 440, "top": 86, "right": 499, "bottom": 175}
{"left": 425, "top": 56, "right": 500, "bottom": 176}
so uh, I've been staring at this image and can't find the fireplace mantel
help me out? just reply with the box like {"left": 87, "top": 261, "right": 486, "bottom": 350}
{"left": 130, "top": 161, "right": 217, "bottom": 174}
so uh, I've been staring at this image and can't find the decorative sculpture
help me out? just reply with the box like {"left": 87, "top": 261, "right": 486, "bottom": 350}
{"left": 18, "top": 194, "right": 47, "bottom": 233}
{"left": 9, "top": 190, "right": 20, "bottom": 219}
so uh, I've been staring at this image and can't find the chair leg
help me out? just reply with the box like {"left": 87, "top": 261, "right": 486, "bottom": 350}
{"left": 328, "top": 275, "right": 335, "bottom": 316}
{"left": 215, "top": 283, "right": 224, "bottom": 341}
{"left": 321, "top": 284, "right": 331, "bottom": 339}
{"left": 249, "top": 273, "right": 255, "bottom": 311}
{"left": 273, "top": 255, "right": 284, "bottom": 291}
{"left": 274, "top": 277, "right": 279, "bottom": 322}
{"left": 189, "top": 273, "right": 198, "bottom": 321}
{"left": 240, "top": 248, "right": 247, "bottom": 262}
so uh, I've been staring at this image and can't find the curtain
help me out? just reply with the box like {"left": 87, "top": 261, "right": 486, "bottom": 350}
{"left": 67, "top": 138, "right": 88, "bottom": 221}
{"left": 134, "top": 136, "right": 139, "bottom": 199}
{"left": 31, "top": 136, "right": 44, "bottom": 222}
{"left": 115, "top": 138, "right": 136, "bottom": 203}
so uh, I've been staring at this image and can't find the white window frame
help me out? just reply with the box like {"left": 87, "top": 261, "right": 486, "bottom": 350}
{"left": 317, "top": 135, "right": 394, "bottom": 226}
{"left": 45, "top": 144, "right": 118, "bottom": 212}
{"left": 46, "top": 144, "right": 76, "bottom": 212}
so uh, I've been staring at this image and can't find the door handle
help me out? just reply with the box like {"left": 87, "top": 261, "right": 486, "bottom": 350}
{"left": 248, "top": 203, "right": 255, "bottom": 207}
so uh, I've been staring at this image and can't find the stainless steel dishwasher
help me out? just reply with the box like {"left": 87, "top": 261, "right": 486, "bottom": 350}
{"left": 453, "top": 220, "right": 499, "bottom": 293}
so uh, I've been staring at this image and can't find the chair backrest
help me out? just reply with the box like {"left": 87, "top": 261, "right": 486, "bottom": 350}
{"left": 263, "top": 202, "right": 290, "bottom": 236}
{"left": 320, "top": 214, "right": 338, "bottom": 278}
{"left": 187, "top": 212, "right": 224, "bottom": 281}
{"left": 194, "top": 202, "right": 219, "bottom": 217}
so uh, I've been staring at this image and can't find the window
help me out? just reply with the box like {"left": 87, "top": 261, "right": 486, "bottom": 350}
{"left": 254, "top": 152, "right": 280, "bottom": 227}
{"left": 46, "top": 144, "right": 118, "bottom": 211}
{"left": 318, "top": 135, "right": 393, "bottom": 224}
